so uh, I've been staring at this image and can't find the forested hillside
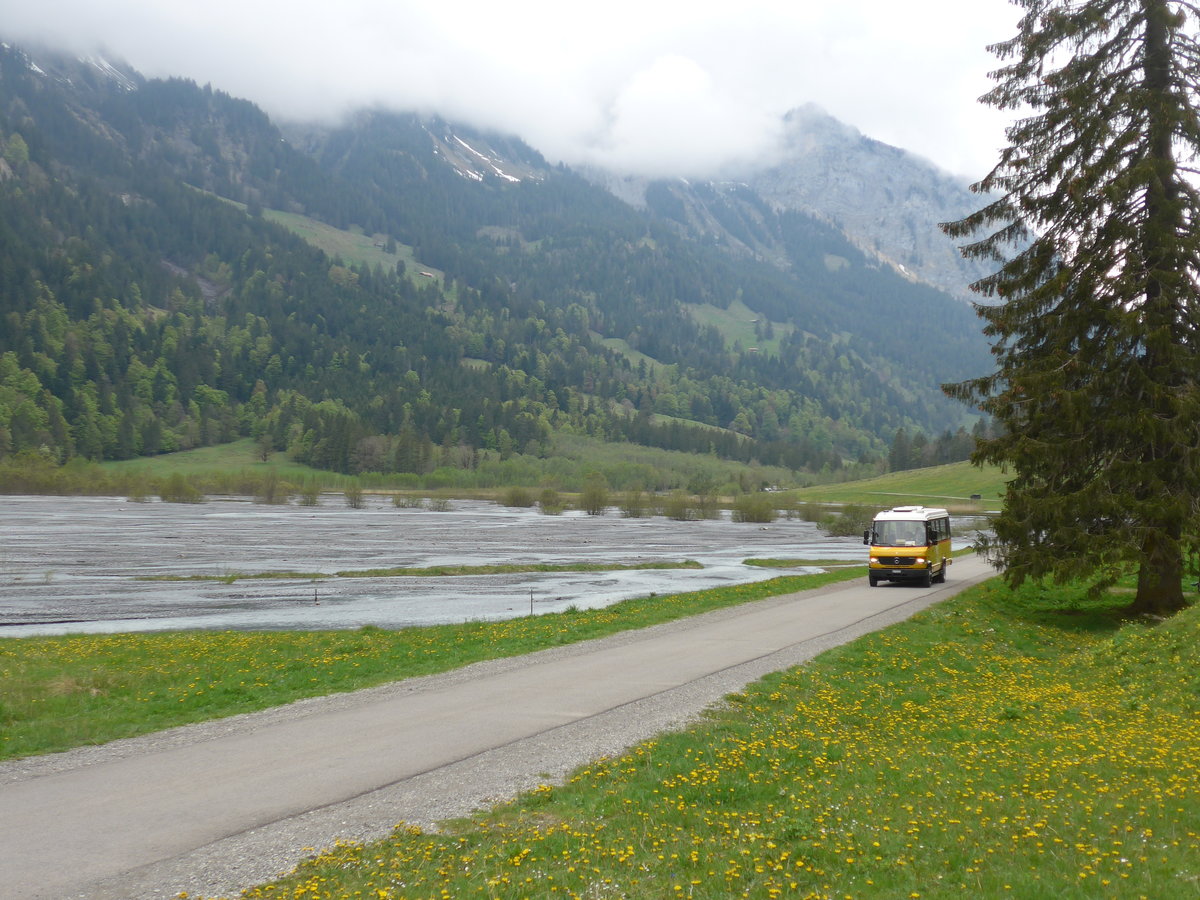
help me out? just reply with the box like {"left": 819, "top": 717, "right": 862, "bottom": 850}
{"left": 0, "top": 41, "right": 987, "bottom": 484}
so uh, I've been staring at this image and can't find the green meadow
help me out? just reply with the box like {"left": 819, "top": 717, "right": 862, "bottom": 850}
{"left": 8, "top": 433, "right": 1001, "bottom": 506}
{"left": 790, "top": 461, "right": 1008, "bottom": 511}
{"left": 86, "top": 435, "right": 800, "bottom": 498}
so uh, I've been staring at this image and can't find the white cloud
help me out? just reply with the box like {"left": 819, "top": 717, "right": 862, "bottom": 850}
{"left": 2, "top": 0, "right": 1020, "bottom": 178}
{"left": 557, "top": 54, "right": 785, "bottom": 176}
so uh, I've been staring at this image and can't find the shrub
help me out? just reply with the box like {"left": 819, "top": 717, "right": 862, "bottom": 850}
{"left": 798, "top": 501, "right": 827, "bottom": 523}
{"left": 299, "top": 479, "right": 321, "bottom": 506}
{"left": 159, "top": 472, "right": 203, "bottom": 503}
{"left": 539, "top": 488, "right": 564, "bottom": 515}
{"left": 694, "top": 489, "right": 722, "bottom": 520}
{"left": 662, "top": 490, "right": 695, "bottom": 521}
{"left": 822, "top": 503, "right": 873, "bottom": 536}
{"left": 580, "top": 472, "right": 609, "bottom": 516}
{"left": 502, "top": 486, "right": 536, "bottom": 508}
{"left": 618, "top": 490, "right": 648, "bottom": 518}
{"left": 254, "top": 470, "right": 290, "bottom": 505}
{"left": 732, "top": 493, "right": 776, "bottom": 523}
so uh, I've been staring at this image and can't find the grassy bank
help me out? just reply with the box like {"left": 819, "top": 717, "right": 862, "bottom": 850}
{"left": 790, "top": 460, "right": 1008, "bottom": 511}
{"left": 94, "top": 435, "right": 803, "bottom": 497}
{"left": 5, "top": 437, "right": 984, "bottom": 512}
{"left": 208, "top": 579, "right": 1200, "bottom": 900}
{"left": 0, "top": 569, "right": 860, "bottom": 761}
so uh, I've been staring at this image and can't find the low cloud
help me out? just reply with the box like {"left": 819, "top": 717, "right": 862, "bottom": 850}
{"left": 3, "top": 0, "right": 1018, "bottom": 178}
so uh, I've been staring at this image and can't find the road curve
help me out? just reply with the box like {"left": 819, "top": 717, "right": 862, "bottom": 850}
{"left": 0, "top": 556, "right": 995, "bottom": 900}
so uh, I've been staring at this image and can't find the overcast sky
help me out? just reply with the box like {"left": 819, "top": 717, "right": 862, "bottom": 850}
{"left": 5, "top": 0, "right": 1022, "bottom": 179}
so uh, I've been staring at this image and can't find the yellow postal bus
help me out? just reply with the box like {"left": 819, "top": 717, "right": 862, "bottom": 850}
{"left": 863, "top": 505, "right": 951, "bottom": 587}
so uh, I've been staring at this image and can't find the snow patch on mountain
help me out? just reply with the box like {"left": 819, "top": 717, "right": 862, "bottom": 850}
{"left": 82, "top": 54, "right": 139, "bottom": 92}
{"left": 421, "top": 124, "right": 539, "bottom": 185}
{"left": 453, "top": 136, "right": 521, "bottom": 183}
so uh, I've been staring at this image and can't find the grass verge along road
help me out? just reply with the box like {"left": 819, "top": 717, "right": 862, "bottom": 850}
{"left": 227, "top": 572, "right": 1200, "bottom": 900}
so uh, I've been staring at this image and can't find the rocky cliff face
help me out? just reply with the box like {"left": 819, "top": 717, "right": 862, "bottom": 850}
{"left": 584, "top": 106, "right": 996, "bottom": 302}
{"left": 742, "top": 105, "right": 993, "bottom": 301}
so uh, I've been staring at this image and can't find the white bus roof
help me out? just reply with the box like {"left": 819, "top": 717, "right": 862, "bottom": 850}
{"left": 872, "top": 505, "right": 950, "bottom": 522}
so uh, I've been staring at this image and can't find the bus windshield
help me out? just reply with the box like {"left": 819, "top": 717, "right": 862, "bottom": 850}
{"left": 874, "top": 520, "right": 926, "bottom": 547}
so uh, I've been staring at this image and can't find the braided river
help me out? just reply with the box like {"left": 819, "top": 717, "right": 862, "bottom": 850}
{"left": 0, "top": 494, "right": 885, "bottom": 636}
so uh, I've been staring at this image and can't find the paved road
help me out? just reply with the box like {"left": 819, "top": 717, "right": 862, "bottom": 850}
{"left": 0, "top": 557, "right": 994, "bottom": 900}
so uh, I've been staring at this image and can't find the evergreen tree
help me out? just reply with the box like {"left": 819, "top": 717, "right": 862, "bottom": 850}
{"left": 888, "top": 427, "right": 912, "bottom": 473}
{"left": 944, "top": 0, "right": 1200, "bottom": 614}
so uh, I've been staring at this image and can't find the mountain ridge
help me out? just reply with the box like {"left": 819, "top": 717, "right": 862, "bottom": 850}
{"left": 747, "top": 105, "right": 991, "bottom": 300}
{"left": 0, "top": 38, "right": 987, "bottom": 484}
{"left": 581, "top": 105, "right": 989, "bottom": 301}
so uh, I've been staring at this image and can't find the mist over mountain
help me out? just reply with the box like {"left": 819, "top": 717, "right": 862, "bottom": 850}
{"left": 745, "top": 106, "right": 991, "bottom": 300}
{"left": 0, "top": 39, "right": 988, "bottom": 484}
{"left": 585, "top": 106, "right": 989, "bottom": 302}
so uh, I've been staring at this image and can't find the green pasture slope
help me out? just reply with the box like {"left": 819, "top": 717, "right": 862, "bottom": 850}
{"left": 95, "top": 435, "right": 802, "bottom": 497}
{"left": 791, "top": 460, "right": 1008, "bottom": 511}
{"left": 685, "top": 298, "right": 796, "bottom": 358}
{"left": 261, "top": 209, "right": 442, "bottom": 281}
{"left": 99, "top": 439, "right": 316, "bottom": 481}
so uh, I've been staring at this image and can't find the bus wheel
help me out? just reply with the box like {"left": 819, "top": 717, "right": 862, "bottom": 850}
{"left": 868, "top": 575, "right": 879, "bottom": 587}
{"left": 921, "top": 568, "right": 933, "bottom": 588}
{"left": 936, "top": 563, "right": 947, "bottom": 583}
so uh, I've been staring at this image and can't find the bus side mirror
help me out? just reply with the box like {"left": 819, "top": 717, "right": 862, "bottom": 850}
{"left": 863, "top": 530, "right": 871, "bottom": 545}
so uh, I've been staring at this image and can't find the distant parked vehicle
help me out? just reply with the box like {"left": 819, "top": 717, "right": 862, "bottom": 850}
{"left": 863, "top": 506, "right": 951, "bottom": 587}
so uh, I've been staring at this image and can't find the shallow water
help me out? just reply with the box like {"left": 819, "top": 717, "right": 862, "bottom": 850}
{"left": 0, "top": 494, "right": 877, "bottom": 636}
